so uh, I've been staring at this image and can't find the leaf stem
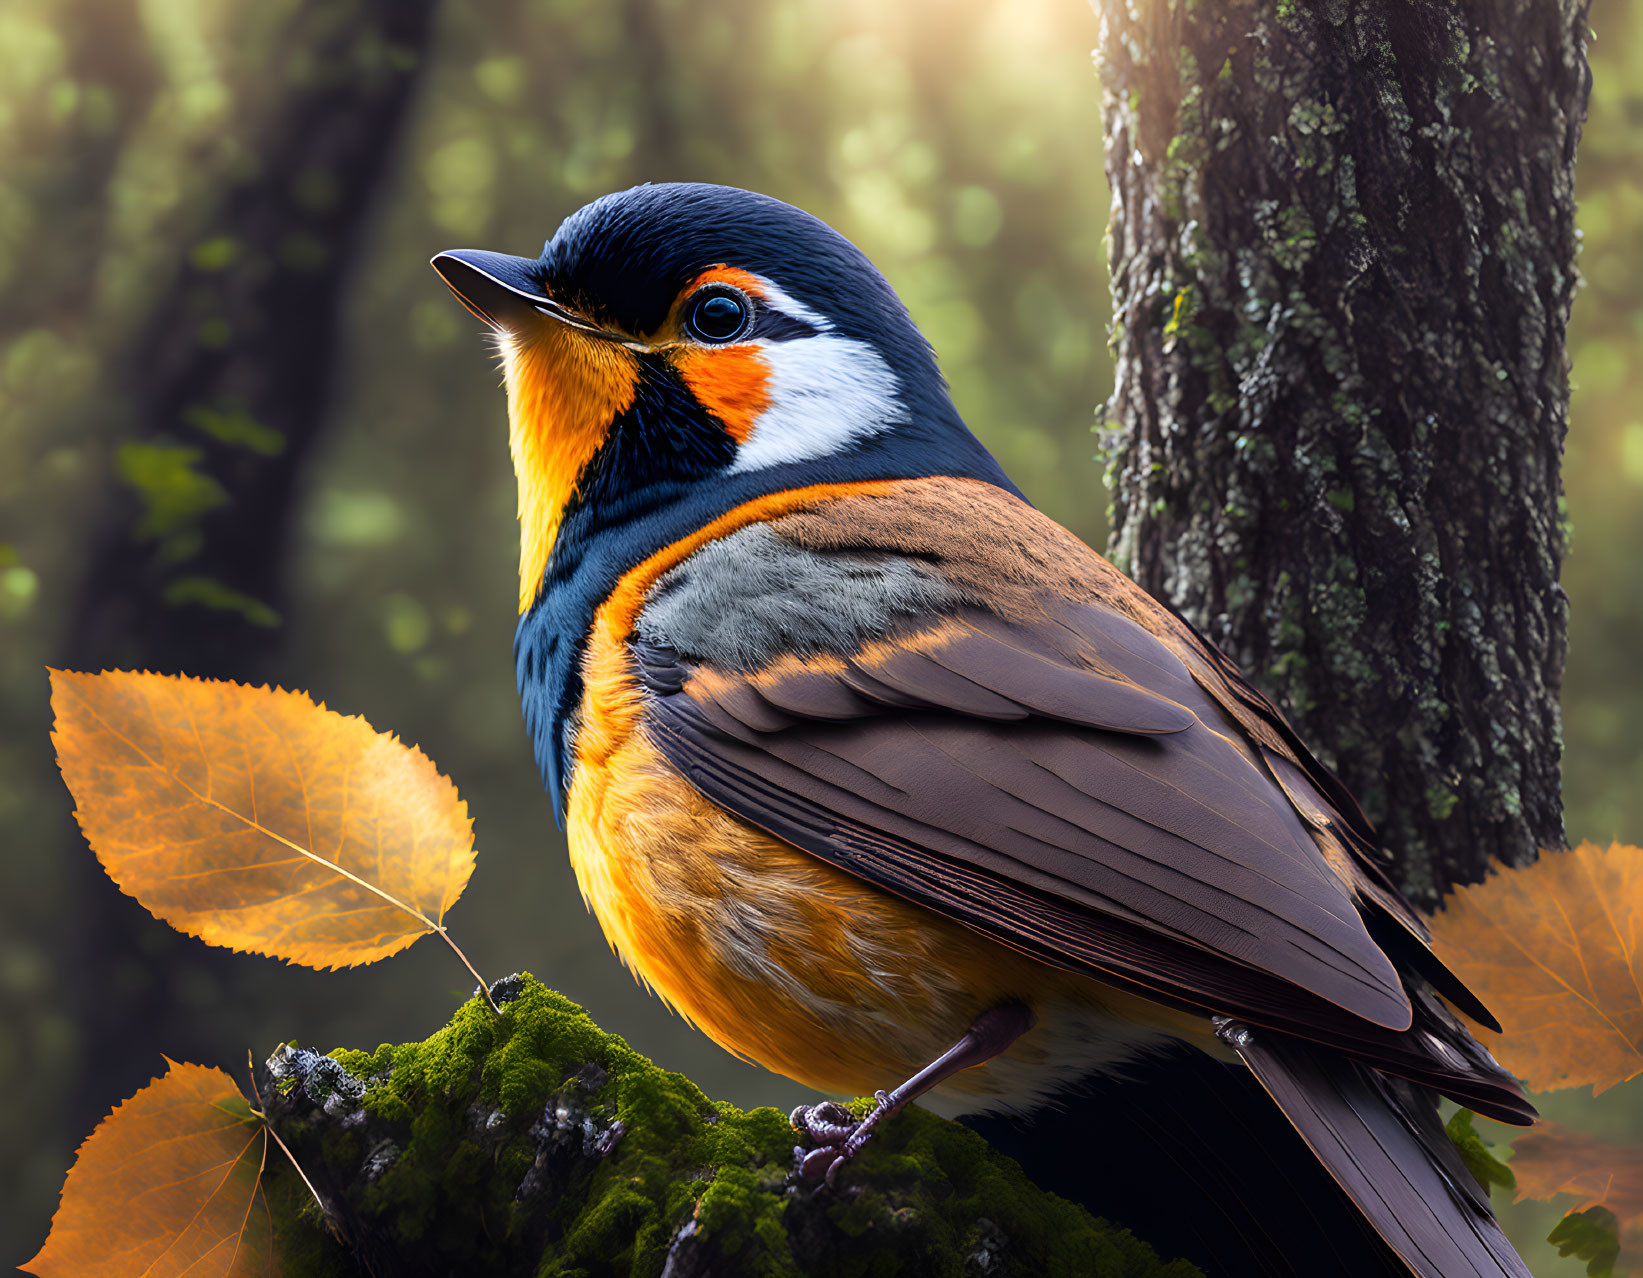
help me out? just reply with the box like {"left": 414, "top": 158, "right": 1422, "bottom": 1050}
{"left": 244, "top": 1050, "right": 330, "bottom": 1222}
{"left": 167, "top": 782, "right": 500, "bottom": 1013}
{"left": 266, "top": 1122, "right": 330, "bottom": 1222}
{"left": 436, "top": 926, "right": 501, "bottom": 1014}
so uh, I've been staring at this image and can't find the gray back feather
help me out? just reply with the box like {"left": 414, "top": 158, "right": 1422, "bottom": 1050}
{"left": 637, "top": 523, "right": 957, "bottom": 671}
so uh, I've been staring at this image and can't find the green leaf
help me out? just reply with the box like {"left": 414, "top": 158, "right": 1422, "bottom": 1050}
{"left": 183, "top": 405, "right": 286, "bottom": 457}
{"left": 188, "top": 235, "right": 242, "bottom": 271}
{"left": 162, "top": 576, "right": 281, "bottom": 627}
{"left": 115, "top": 443, "right": 228, "bottom": 551}
{"left": 1547, "top": 1206, "right": 1620, "bottom": 1278}
{"left": 1445, "top": 1109, "right": 1515, "bottom": 1197}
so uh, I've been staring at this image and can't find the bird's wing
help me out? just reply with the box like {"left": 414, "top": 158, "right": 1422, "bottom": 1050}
{"left": 629, "top": 477, "right": 1528, "bottom": 1119}
{"left": 1232, "top": 1028, "right": 1533, "bottom": 1278}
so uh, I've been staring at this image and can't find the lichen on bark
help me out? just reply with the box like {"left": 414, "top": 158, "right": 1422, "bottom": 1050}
{"left": 1095, "top": 0, "right": 1589, "bottom": 903}
{"left": 258, "top": 974, "right": 1200, "bottom": 1277}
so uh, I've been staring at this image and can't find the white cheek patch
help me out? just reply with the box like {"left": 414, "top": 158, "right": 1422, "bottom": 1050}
{"left": 728, "top": 333, "right": 905, "bottom": 472}
{"left": 751, "top": 277, "right": 831, "bottom": 332}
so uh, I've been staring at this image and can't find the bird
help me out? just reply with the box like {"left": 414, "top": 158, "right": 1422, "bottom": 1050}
{"left": 431, "top": 182, "right": 1536, "bottom": 1278}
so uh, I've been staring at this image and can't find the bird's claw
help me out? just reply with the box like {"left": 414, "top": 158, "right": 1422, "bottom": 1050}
{"left": 794, "top": 1142, "right": 844, "bottom": 1184}
{"left": 790, "top": 1100, "right": 856, "bottom": 1147}
{"left": 790, "top": 1092, "right": 892, "bottom": 1187}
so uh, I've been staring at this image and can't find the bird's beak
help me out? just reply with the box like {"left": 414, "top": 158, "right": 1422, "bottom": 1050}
{"left": 431, "top": 249, "right": 631, "bottom": 344}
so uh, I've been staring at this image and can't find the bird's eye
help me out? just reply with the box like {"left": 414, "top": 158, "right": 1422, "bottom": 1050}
{"left": 685, "top": 287, "right": 751, "bottom": 343}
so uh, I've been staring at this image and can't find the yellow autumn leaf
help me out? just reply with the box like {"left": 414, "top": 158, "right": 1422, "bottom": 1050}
{"left": 23, "top": 1060, "right": 274, "bottom": 1277}
{"left": 51, "top": 669, "right": 475, "bottom": 969}
{"left": 1430, "top": 841, "right": 1643, "bottom": 1094}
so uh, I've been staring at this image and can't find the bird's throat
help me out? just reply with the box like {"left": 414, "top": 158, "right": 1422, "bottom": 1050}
{"left": 501, "top": 325, "right": 639, "bottom": 613}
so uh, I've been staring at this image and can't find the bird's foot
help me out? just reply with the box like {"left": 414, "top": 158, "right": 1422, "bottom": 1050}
{"left": 790, "top": 1091, "right": 896, "bottom": 1187}
{"left": 788, "top": 1006, "right": 1036, "bottom": 1189}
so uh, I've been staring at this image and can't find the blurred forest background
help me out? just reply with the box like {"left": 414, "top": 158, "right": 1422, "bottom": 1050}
{"left": 0, "top": 0, "right": 1636, "bottom": 1271}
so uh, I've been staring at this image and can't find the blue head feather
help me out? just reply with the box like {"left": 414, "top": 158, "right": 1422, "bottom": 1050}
{"left": 506, "top": 183, "right": 1022, "bottom": 818}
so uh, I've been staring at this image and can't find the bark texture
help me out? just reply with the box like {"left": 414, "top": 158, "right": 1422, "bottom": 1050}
{"left": 1096, "top": 0, "right": 1590, "bottom": 904}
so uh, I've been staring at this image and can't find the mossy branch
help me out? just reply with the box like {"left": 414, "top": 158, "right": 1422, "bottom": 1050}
{"left": 257, "top": 975, "right": 1200, "bottom": 1278}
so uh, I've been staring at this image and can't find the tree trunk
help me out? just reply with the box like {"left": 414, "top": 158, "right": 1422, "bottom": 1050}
{"left": 1095, "top": 0, "right": 1589, "bottom": 905}
{"left": 60, "top": 0, "right": 437, "bottom": 1196}
{"left": 65, "top": 0, "right": 438, "bottom": 678}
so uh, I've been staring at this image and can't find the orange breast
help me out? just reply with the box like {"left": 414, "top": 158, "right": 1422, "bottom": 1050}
{"left": 564, "top": 491, "right": 1218, "bottom": 1110}
{"left": 567, "top": 716, "right": 991, "bottom": 1095}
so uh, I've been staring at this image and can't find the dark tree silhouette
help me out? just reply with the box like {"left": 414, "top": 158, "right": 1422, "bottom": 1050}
{"left": 59, "top": 0, "right": 439, "bottom": 1200}
{"left": 1095, "top": 0, "right": 1590, "bottom": 904}
{"left": 66, "top": 0, "right": 439, "bottom": 677}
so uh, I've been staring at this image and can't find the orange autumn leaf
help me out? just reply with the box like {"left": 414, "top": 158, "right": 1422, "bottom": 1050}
{"left": 52, "top": 669, "right": 475, "bottom": 969}
{"left": 1513, "top": 1121, "right": 1643, "bottom": 1239}
{"left": 23, "top": 1060, "right": 275, "bottom": 1277}
{"left": 1430, "top": 841, "right": 1643, "bottom": 1094}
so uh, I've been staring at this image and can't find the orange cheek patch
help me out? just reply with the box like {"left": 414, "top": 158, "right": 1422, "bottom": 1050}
{"left": 672, "top": 345, "right": 772, "bottom": 444}
{"left": 683, "top": 265, "right": 766, "bottom": 299}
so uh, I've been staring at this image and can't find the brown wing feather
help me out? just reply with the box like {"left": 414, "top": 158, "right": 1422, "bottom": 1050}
{"left": 632, "top": 478, "right": 1528, "bottom": 1121}
{"left": 774, "top": 479, "right": 1491, "bottom": 1008}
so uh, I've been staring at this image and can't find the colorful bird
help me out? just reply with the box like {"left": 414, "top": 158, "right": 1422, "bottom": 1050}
{"left": 433, "top": 183, "right": 1535, "bottom": 1278}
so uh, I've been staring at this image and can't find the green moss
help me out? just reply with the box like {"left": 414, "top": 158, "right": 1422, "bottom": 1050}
{"left": 1258, "top": 203, "right": 1317, "bottom": 272}
{"left": 265, "top": 1173, "right": 354, "bottom": 1278}
{"left": 262, "top": 977, "right": 1197, "bottom": 1277}
{"left": 1287, "top": 98, "right": 1342, "bottom": 171}
{"left": 1425, "top": 782, "right": 1461, "bottom": 822}
{"left": 1162, "top": 286, "right": 1196, "bottom": 342}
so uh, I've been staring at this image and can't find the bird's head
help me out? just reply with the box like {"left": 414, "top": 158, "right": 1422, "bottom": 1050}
{"left": 433, "top": 183, "right": 1005, "bottom": 614}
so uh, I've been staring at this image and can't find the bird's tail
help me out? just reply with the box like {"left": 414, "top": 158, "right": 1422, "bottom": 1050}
{"left": 961, "top": 1038, "right": 1528, "bottom": 1277}
{"left": 1229, "top": 1025, "right": 1530, "bottom": 1278}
